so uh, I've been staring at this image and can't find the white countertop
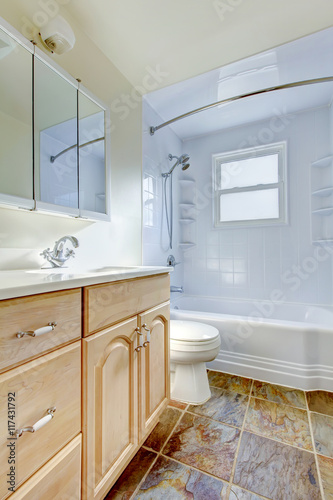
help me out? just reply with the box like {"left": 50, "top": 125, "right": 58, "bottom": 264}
{"left": 0, "top": 266, "right": 172, "bottom": 300}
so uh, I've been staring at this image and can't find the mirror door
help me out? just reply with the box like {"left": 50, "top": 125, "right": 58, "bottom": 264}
{"left": 34, "top": 54, "right": 79, "bottom": 216}
{"left": 78, "top": 89, "right": 110, "bottom": 219}
{"left": 0, "top": 25, "right": 33, "bottom": 209}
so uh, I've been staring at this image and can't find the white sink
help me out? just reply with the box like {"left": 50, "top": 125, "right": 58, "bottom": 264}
{"left": 25, "top": 266, "right": 142, "bottom": 275}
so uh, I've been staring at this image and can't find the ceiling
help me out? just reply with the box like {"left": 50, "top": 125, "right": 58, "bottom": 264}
{"left": 61, "top": 0, "right": 333, "bottom": 91}
{"left": 3, "top": 0, "right": 333, "bottom": 140}
{"left": 145, "top": 27, "right": 333, "bottom": 139}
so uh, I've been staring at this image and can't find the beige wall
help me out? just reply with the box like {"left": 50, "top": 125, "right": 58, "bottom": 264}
{"left": 0, "top": 1, "right": 142, "bottom": 269}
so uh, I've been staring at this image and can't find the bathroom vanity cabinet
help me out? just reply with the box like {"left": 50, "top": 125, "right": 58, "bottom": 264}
{"left": 0, "top": 272, "right": 170, "bottom": 500}
{"left": 82, "top": 275, "right": 170, "bottom": 500}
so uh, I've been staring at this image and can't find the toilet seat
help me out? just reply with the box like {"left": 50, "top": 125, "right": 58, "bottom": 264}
{"left": 170, "top": 337, "right": 221, "bottom": 352}
{"left": 170, "top": 320, "right": 219, "bottom": 342}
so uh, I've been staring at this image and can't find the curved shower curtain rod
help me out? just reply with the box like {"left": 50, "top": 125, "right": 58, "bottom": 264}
{"left": 149, "top": 76, "right": 333, "bottom": 136}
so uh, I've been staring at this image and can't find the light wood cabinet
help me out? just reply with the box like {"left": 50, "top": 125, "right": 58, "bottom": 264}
{"left": 83, "top": 274, "right": 170, "bottom": 336}
{"left": 9, "top": 435, "right": 82, "bottom": 500}
{"left": 0, "top": 289, "right": 81, "bottom": 373}
{"left": 0, "top": 342, "right": 81, "bottom": 500}
{"left": 82, "top": 317, "right": 139, "bottom": 500}
{"left": 82, "top": 277, "right": 170, "bottom": 500}
{"left": 0, "top": 272, "right": 170, "bottom": 500}
{"left": 138, "top": 303, "right": 170, "bottom": 440}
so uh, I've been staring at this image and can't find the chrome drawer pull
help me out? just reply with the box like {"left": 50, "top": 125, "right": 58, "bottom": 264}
{"left": 142, "top": 323, "right": 151, "bottom": 347}
{"left": 16, "top": 321, "right": 57, "bottom": 338}
{"left": 15, "top": 407, "right": 56, "bottom": 438}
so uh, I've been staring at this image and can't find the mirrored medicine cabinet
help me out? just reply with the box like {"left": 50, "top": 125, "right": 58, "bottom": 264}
{"left": 0, "top": 16, "right": 110, "bottom": 221}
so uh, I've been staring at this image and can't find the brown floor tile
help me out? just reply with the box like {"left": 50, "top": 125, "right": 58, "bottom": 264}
{"left": 311, "top": 412, "right": 333, "bottom": 458}
{"left": 104, "top": 447, "right": 157, "bottom": 499}
{"left": 188, "top": 386, "right": 248, "bottom": 428}
{"left": 208, "top": 370, "right": 252, "bottom": 395}
{"left": 234, "top": 431, "right": 321, "bottom": 500}
{"left": 307, "top": 390, "right": 333, "bottom": 416}
{"left": 163, "top": 412, "right": 240, "bottom": 481}
{"left": 252, "top": 380, "right": 306, "bottom": 409}
{"left": 169, "top": 399, "right": 187, "bottom": 410}
{"left": 317, "top": 454, "right": 333, "bottom": 499}
{"left": 134, "top": 456, "right": 229, "bottom": 499}
{"left": 143, "top": 406, "right": 182, "bottom": 452}
{"left": 245, "top": 397, "right": 313, "bottom": 450}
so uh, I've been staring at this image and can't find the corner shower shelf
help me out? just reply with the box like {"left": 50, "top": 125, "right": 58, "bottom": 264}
{"left": 313, "top": 239, "right": 333, "bottom": 245}
{"left": 179, "top": 179, "right": 195, "bottom": 185}
{"left": 179, "top": 203, "right": 195, "bottom": 209}
{"left": 312, "top": 207, "right": 333, "bottom": 216}
{"left": 311, "top": 156, "right": 333, "bottom": 168}
{"left": 311, "top": 155, "right": 333, "bottom": 245}
{"left": 179, "top": 243, "right": 196, "bottom": 249}
{"left": 312, "top": 187, "right": 333, "bottom": 197}
{"left": 179, "top": 218, "right": 195, "bottom": 224}
{"left": 179, "top": 179, "right": 196, "bottom": 250}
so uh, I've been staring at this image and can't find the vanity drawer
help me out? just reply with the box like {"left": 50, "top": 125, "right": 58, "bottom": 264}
{"left": 0, "top": 342, "right": 81, "bottom": 500}
{"left": 83, "top": 273, "right": 170, "bottom": 336}
{"left": 10, "top": 434, "right": 81, "bottom": 500}
{"left": 0, "top": 288, "right": 81, "bottom": 373}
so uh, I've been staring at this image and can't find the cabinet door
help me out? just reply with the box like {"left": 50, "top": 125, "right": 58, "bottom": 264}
{"left": 82, "top": 317, "right": 139, "bottom": 500}
{"left": 0, "top": 24, "right": 33, "bottom": 210}
{"left": 138, "top": 302, "right": 170, "bottom": 440}
{"left": 10, "top": 434, "right": 81, "bottom": 500}
{"left": 0, "top": 342, "right": 81, "bottom": 500}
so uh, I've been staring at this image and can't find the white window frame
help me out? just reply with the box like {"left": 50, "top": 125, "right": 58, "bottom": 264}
{"left": 213, "top": 141, "right": 287, "bottom": 227}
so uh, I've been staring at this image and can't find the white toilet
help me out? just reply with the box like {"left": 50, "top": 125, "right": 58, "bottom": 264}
{"left": 170, "top": 320, "right": 221, "bottom": 405}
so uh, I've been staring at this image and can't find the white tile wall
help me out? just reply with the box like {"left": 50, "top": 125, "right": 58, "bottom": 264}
{"left": 142, "top": 99, "right": 184, "bottom": 287}
{"left": 143, "top": 101, "right": 333, "bottom": 305}
{"left": 180, "top": 107, "right": 333, "bottom": 304}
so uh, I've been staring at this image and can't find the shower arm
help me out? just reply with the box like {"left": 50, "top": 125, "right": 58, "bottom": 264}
{"left": 50, "top": 136, "right": 105, "bottom": 163}
{"left": 149, "top": 76, "right": 333, "bottom": 135}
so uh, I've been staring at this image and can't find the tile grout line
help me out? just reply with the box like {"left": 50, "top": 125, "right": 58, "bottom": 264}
{"left": 306, "top": 399, "right": 326, "bottom": 500}
{"left": 249, "top": 393, "right": 308, "bottom": 411}
{"left": 186, "top": 390, "right": 318, "bottom": 454}
{"left": 159, "top": 403, "right": 189, "bottom": 455}
{"left": 185, "top": 400, "right": 316, "bottom": 453}
{"left": 226, "top": 378, "right": 255, "bottom": 499}
{"left": 243, "top": 396, "right": 315, "bottom": 454}
{"left": 129, "top": 403, "right": 188, "bottom": 499}
{"left": 209, "top": 381, "right": 308, "bottom": 412}
{"left": 128, "top": 378, "right": 330, "bottom": 499}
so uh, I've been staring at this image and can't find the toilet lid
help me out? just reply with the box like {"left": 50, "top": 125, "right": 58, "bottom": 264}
{"left": 170, "top": 320, "right": 219, "bottom": 342}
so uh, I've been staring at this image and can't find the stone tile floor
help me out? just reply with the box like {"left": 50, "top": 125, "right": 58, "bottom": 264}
{"left": 105, "top": 371, "right": 333, "bottom": 500}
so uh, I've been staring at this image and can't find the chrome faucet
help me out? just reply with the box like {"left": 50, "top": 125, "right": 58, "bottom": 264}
{"left": 170, "top": 286, "right": 183, "bottom": 293}
{"left": 166, "top": 255, "right": 180, "bottom": 267}
{"left": 41, "top": 236, "right": 79, "bottom": 268}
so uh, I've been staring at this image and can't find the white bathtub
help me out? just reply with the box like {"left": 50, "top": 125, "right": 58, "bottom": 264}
{"left": 170, "top": 295, "right": 333, "bottom": 391}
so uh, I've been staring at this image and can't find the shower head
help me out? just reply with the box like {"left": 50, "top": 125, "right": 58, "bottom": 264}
{"left": 163, "top": 153, "right": 191, "bottom": 176}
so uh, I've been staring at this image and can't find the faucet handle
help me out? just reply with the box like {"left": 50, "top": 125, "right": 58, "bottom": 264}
{"left": 64, "top": 248, "right": 75, "bottom": 258}
{"left": 167, "top": 254, "right": 180, "bottom": 267}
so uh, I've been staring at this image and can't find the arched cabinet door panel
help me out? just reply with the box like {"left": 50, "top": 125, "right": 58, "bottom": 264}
{"left": 82, "top": 316, "right": 139, "bottom": 500}
{"left": 138, "top": 302, "right": 170, "bottom": 440}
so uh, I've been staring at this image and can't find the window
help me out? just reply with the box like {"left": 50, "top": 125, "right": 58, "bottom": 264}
{"left": 143, "top": 174, "right": 157, "bottom": 227}
{"left": 213, "top": 142, "right": 287, "bottom": 227}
